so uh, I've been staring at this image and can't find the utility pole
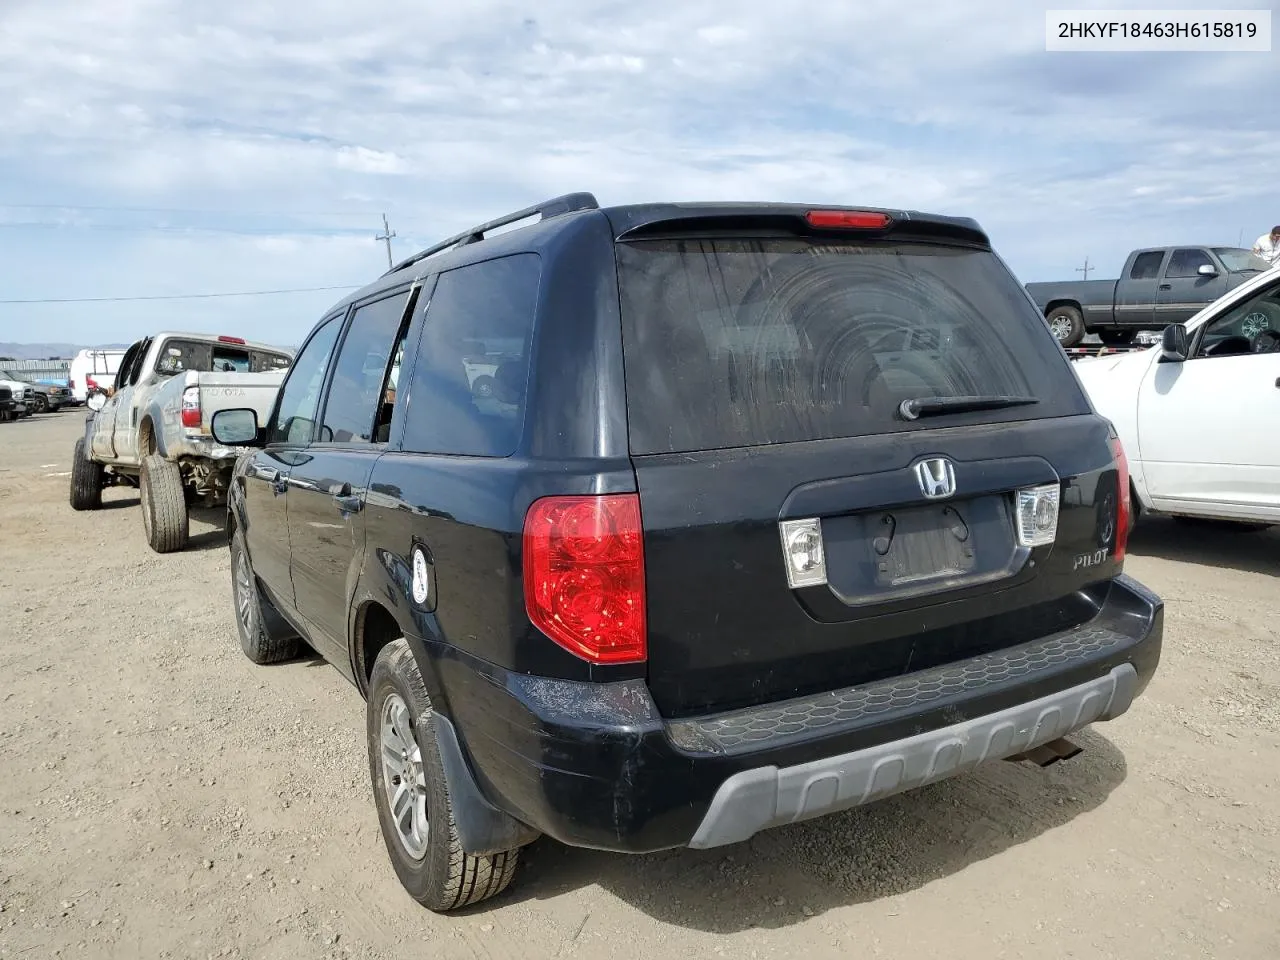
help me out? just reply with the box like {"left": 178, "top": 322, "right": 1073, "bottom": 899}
{"left": 376, "top": 214, "right": 397, "bottom": 268}
{"left": 1076, "top": 256, "right": 1092, "bottom": 281}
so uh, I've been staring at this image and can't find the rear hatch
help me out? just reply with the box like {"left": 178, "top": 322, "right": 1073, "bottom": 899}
{"left": 613, "top": 210, "right": 1126, "bottom": 718}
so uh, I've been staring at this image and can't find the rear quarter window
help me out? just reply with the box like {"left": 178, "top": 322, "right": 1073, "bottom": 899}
{"left": 616, "top": 238, "right": 1088, "bottom": 455}
{"left": 400, "top": 253, "right": 540, "bottom": 457}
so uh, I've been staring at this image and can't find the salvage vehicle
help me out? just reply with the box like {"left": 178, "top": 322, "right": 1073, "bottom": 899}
{"left": 211, "top": 194, "right": 1163, "bottom": 912}
{"left": 69, "top": 331, "right": 293, "bottom": 553}
{"left": 68, "top": 348, "right": 126, "bottom": 404}
{"left": 1027, "top": 246, "right": 1270, "bottom": 347}
{"left": 0, "top": 368, "right": 67, "bottom": 412}
{"left": 0, "top": 377, "right": 32, "bottom": 419}
{"left": 1074, "top": 265, "right": 1280, "bottom": 531}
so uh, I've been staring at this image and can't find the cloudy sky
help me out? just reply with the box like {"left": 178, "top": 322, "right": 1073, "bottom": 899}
{"left": 0, "top": 0, "right": 1276, "bottom": 347}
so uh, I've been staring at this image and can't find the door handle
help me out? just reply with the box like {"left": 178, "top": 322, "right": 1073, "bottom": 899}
{"left": 1158, "top": 283, "right": 1171, "bottom": 290}
{"left": 330, "top": 482, "right": 363, "bottom": 514}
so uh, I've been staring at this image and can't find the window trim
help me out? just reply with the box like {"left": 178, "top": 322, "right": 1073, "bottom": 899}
{"left": 264, "top": 310, "right": 350, "bottom": 449}
{"left": 309, "top": 284, "right": 418, "bottom": 450}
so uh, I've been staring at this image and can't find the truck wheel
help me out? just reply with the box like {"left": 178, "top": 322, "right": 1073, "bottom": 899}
{"left": 69, "top": 438, "right": 104, "bottom": 511}
{"left": 31, "top": 394, "right": 48, "bottom": 414}
{"left": 1099, "top": 330, "right": 1135, "bottom": 346}
{"left": 140, "top": 454, "right": 189, "bottom": 553}
{"left": 1046, "top": 306, "right": 1085, "bottom": 347}
{"left": 229, "top": 528, "right": 302, "bottom": 663}
{"left": 366, "top": 639, "right": 520, "bottom": 913}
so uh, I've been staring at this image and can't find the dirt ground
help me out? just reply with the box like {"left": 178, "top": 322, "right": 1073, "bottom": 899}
{"left": 1, "top": 410, "right": 1277, "bottom": 960}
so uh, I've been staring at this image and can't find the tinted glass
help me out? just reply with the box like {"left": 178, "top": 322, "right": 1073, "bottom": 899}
{"left": 1212, "top": 248, "right": 1271, "bottom": 273}
{"left": 616, "top": 238, "right": 1088, "bottom": 455}
{"left": 319, "top": 292, "right": 411, "bottom": 444}
{"left": 269, "top": 316, "right": 342, "bottom": 444}
{"left": 401, "top": 254, "right": 540, "bottom": 457}
{"left": 1129, "top": 252, "right": 1164, "bottom": 280}
{"left": 1165, "top": 249, "right": 1213, "bottom": 279}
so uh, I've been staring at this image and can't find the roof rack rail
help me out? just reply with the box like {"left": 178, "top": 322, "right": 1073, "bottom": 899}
{"left": 381, "top": 192, "right": 600, "bottom": 278}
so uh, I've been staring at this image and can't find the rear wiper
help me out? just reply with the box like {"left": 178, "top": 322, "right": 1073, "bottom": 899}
{"left": 898, "top": 395, "right": 1039, "bottom": 421}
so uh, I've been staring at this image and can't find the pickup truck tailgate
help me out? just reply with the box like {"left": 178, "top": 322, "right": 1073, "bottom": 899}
{"left": 194, "top": 371, "right": 287, "bottom": 434}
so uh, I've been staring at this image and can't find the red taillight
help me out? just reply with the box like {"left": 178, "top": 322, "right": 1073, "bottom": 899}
{"left": 181, "top": 385, "right": 201, "bottom": 428}
{"left": 68, "top": 379, "right": 76, "bottom": 390}
{"left": 1112, "top": 436, "right": 1130, "bottom": 564}
{"left": 523, "top": 494, "right": 647, "bottom": 665}
{"left": 218, "top": 335, "right": 246, "bottom": 345}
{"left": 805, "top": 209, "right": 891, "bottom": 229}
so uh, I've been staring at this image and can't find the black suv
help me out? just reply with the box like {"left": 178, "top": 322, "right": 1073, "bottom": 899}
{"left": 212, "top": 194, "right": 1163, "bottom": 912}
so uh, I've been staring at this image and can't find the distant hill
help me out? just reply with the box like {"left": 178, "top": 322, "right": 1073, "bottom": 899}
{"left": 0, "top": 342, "right": 130, "bottom": 360}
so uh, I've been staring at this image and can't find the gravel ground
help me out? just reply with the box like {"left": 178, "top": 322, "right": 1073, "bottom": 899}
{"left": 2, "top": 410, "right": 1278, "bottom": 960}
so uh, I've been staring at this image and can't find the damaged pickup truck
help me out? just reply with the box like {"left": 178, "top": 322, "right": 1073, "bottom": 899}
{"left": 70, "top": 332, "right": 294, "bottom": 553}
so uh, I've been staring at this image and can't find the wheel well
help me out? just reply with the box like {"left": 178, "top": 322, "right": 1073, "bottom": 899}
{"left": 355, "top": 602, "right": 402, "bottom": 693}
{"left": 138, "top": 417, "right": 157, "bottom": 456}
{"left": 1043, "top": 299, "right": 1082, "bottom": 317}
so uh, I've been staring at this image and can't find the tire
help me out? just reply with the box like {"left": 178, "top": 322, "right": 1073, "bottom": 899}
{"left": 31, "top": 394, "right": 48, "bottom": 414}
{"left": 367, "top": 639, "right": 520, "bottom": 912}
{"left": 69, "top": 437, "right": 104, "bottom": 511}
{"left": 1099, "top": 330, "right": 1136, "bottom": 346}
{"left": 139, "top": 453, "right": 189, "bottom": 553}
{"left": 1046, "top": 305, "right": 1085, "bottom": 347}
{"left": 229, "top": 527, "right": 302, "bottom": 664}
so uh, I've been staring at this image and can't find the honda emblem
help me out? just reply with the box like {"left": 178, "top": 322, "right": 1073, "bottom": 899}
{"left": 914, "top": 458, "right": 956, "bottom": 500}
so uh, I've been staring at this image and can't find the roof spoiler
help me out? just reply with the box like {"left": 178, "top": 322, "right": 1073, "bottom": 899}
{"left": 381, "top": 192, "right": 600, "bottom": 278}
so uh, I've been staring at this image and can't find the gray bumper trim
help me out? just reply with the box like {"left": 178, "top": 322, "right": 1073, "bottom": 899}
{"left": 689, "top": 663, "right": 1137, "bottom": 850}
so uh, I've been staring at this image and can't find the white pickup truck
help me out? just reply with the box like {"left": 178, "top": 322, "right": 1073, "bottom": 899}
{"left": 1074, "top": 266, "right": 1280, "bottom": 532}
{"left": 70, "top": 331, "right": 294, "bottom": 552}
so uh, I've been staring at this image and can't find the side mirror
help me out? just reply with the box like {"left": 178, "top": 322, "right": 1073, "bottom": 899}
{"left": 211, "top": 408, "right": 263, "bottom": 446}
{"left": 1197, "top": 263, "right": 1218, "bottom": 278}
{"left": 86, "top": 392, "right": 107, "bottom": 412}
{"left": 1161, "top": 323, "right": 1190, "bottom": 362}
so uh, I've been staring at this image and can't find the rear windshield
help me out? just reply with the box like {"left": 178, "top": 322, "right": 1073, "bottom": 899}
{"left": 155, "top": 339, "right": 293, "bottom": 376}
{"left": 616, "top": 238, "right": 1088, "bottom": 455}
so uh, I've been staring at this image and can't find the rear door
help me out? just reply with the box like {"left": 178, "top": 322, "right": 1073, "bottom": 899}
{"left": 243, "top": 315, "right": 345, "bottom": 615}
{"left": 1157, "top": 248, "right": 1228, "bottom": 325}
{"left": 285, "top": 287, "right": 417, "bottom": 661}
{"left": 614, "top": 228, "right": 1123, "bottom": 718}
{"left": 1115, "top": 250, "right": 1165, "bottom": 327}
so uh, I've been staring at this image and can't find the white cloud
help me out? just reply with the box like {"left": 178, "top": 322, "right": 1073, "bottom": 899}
{"left": 0, "top": 0, "right": 1275, "bottom": 344}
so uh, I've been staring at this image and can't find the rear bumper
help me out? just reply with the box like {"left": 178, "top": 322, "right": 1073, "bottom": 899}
{"left": 415, "top": 573, "right": 1162, "bottom": 854}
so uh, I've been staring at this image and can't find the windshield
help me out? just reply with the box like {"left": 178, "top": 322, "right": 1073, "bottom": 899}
{"left": 1212, "top": 248, "right": 1271, "bottom": 273}
{"left": 0, "top": 370, "right": 33, "bottom": 383}
{"left": 616, "top": 238, "right": 1089, "bottom": 455}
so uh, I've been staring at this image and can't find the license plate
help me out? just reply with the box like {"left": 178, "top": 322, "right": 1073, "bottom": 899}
{"left": 872, "top": 503, "right": 977, "bottom": 586}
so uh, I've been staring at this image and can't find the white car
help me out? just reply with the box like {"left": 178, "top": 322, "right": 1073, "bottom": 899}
{"left": 1074, "top": 267, "right": 1280, "bottom": 531}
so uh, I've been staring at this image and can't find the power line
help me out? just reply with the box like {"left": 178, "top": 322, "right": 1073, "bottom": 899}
{"left": 0, "top": 202, "right": 382, "bottom": 218}
{"left": 0, "top": 284, "right": 362, "bottom": 305}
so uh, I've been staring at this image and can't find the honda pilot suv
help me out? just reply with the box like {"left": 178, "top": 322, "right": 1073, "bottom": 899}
{"left": 211, "top": 194, "right": 1163, "bottom": 912}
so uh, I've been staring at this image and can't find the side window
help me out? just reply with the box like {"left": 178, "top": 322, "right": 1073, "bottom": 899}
{"left": 402, "top": 254, "right": 540, "bottom": 457}
{"left": 1195, "top": 281, "right": 1280, "bottom": 359}
{"left": 1165, "top": 249, "right": 1213, "bottom": 279}
{"left": 318, "top": 291, "right": 412, "bottom": 444}
{"left": 269, "top": 316, "right": 343, "bottom": 444}
{"left": 1128, "top": 252, "right": 1164, "bottom": 280}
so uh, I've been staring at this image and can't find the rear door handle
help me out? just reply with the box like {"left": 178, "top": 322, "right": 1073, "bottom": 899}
{"left": 329, "top": 482, "right": 363, "bottom": 514}
{"left": 1158, "top": 283, "right": 1171, "bottom": 290}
